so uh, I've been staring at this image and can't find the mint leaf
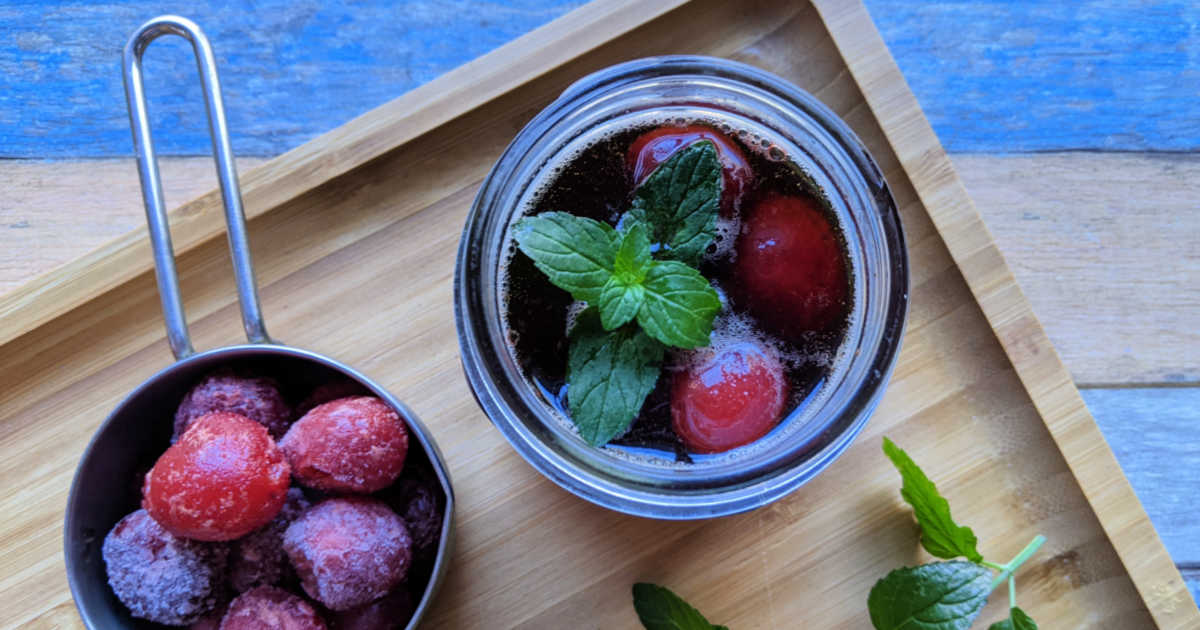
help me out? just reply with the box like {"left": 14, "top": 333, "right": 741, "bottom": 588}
{"left": 598, "top": 222, "right": 652, "bottom": 330}
{"left": 632, "top": 583, "right": 728, "bottom": 630}
{"left": 513, "top": 212, "right": 617, "bottom": 303}
{"left": 988, "top": 607, "right": 1038, "bottom": 630}
{"left": 636, "top": 260, "right": 721, "bottom": 348}
{"left": 631, "top": 140, "right": 721, "bottom": 267}
{"left": 567, "top": 310, "right": 664, "bottom": 446}
{"left": 868, "top": 561, "right": 991, "bottom": 630}
{"left": 882, "top": 438, "right": 983, "bottom": 562}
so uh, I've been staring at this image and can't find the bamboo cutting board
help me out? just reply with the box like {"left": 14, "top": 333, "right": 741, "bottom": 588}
{"left": 1, "top": 0, "right": 1195, "bottom": 627}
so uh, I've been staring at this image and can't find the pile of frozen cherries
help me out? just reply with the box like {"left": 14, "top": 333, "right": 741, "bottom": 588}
{"left": 101, "top": 369, "right": 445, "bottom": 629}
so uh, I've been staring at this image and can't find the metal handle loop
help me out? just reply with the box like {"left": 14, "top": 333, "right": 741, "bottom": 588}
{"left": 122, "top": 15, "right": 270, "bottom": 360}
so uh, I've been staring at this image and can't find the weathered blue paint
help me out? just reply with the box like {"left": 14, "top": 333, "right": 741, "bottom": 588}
{"left": 3, "top": 1, "right": 1200, "bottom": 157}
{"left": 0, "top": 1, "right": 583, "bottom": 158}
{"left": 1081, "top": 388, "right": 1200, "bottom": 565}
{"left": 866, "top": 0, "right": 1200, "bottom": 152}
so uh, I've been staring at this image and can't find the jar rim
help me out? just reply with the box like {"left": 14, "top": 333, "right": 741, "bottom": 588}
{"left": 455, "top": 55, "right": 908, "bottom": 519}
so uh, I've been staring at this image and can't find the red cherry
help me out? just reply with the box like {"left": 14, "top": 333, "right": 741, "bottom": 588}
{"left": 670, "top": 341, "right": 788, "bottom": 454}
{"left": 143, "top": 411, "right": 290, "bottom": 541}
{"left": 279, "top": 396, "right": 408, "bottom": 494}
{"left": 734, "top": 194, "right": 849, "bottom": 336}
{"left": 627, "top": 124, "right": 753, "bottom": 216}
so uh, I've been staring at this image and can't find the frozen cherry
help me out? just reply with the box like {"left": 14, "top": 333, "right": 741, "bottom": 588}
{"left": 327, "top": 588, "right": 415, "bottom": 630}
{"left": 280, "top": 397, "right": 408, "bottom": 494}
{"left": 143, "top": 411, "right": 291, "bottom": 541}
{"left": 733, "top": 194, "right": 849, "bottom": 336}
{"left": 175, "top": 368, "right": 292, "bottom": 440}
{"left": 230, "top": 487, "right": 311, "bottom": 592}
{"left": 295, "top": 379, "right": 371, "bottom": 417}
{"left": 102, "top": 509, "right": 228, "bottom": 625}
{"left": 627, "top": 124, "right": 753, "bottom": 216}
{"left": 283, "top": 497, "right": 413, "bottom": 611}
{"left": 218, "top": 586, "right": 327, "bottom": 630}
{"left": 189, "top": 598, "right": 230, "bottom": 630}
{"left": 381, "top": 478, "right": 443, "bottom": 563}
{"left": 671, "top": 340, "right": 788, "bottom": 453}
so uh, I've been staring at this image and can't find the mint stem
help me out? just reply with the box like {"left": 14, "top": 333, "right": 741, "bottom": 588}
{"left": 989, "top": 535, "right": 1046, "bottom": 591}
{"left": 981, "top": 560, "right": 1006, "bottom": 571}
{"left": 1008, "top": 575, "right": 1016, "bottom": 609}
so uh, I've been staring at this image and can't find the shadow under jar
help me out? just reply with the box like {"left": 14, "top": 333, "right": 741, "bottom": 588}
{"left": 455, "top": 56, "right": 907, "bottom": 519}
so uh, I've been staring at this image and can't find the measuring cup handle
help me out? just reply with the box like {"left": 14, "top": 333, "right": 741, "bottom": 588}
{"left": 123, "top": 15, "right": 270, "bottom": 360}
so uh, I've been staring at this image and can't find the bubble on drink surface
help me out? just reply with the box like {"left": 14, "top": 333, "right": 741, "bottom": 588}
{"left": 564, "top": 300, "right": 589, "bottom": 335}
{"left": 706, "top": 293, "right": 839, "bottom": 374}
{"left": 704, "top": 213, "right": 742, "bottom": 262}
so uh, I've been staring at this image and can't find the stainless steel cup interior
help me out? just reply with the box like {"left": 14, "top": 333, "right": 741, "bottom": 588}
{"left": 64, "top": 16, "right": 454, "bottom": 629}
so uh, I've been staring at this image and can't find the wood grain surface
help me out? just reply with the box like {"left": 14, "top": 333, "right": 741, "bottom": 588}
{"left": 7, "top": 152, "right": 1196, "bottom": 385}
{"left": 817, "top": 2, "right": 1194, "bottom": 624}
{"left": 1, "top": 0, "right": 1195, "bottom": 627}
{"left": 2, "top": 0, "right": 1197, "bottom": 624}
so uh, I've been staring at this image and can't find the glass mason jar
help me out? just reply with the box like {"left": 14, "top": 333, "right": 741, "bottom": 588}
{"left": 454, "top": 56, "right": 908, "bottom": 519}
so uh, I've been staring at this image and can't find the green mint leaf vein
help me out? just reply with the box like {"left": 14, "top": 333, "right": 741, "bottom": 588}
{"left": 883, "top": 437, "right": 984, "bottom": 562}
{"left": 567, "top": 309, "right": 664, "bottom": 446}
{"left": 630, "top": 140, "right": 722, "bottom": 267}
{"left": 987, "top": 607, "right": 1038, "bottom": 630}
{"left": 598, "top": 221, "right": 653, "bottom": 330}
{"left": 636, "top": 260, "right": 721, "bottom": 348}
{"left": 868, "top": 561, "right": 991, "bottom": 630}
{"left": 632, "top": 583, "right": 728, "bottom": 630}
{"left": 512, "top": 212, "right": 617, "bottom": 304}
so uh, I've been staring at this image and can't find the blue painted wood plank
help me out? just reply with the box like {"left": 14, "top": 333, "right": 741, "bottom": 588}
{"left": 0, "top": 1, "right": 582, "bottom": 158}
{"left": 1081, "top": 387, "right": 1200, "bottom": 565}
{"left": 4, "top": 1, "right": 1200, "bottom": 157}
{"left": 863, "top": 0, "right": 1200, "bottom": 152}
{"left": 1185, "top": 568, "right": 1200, "bottom": 609}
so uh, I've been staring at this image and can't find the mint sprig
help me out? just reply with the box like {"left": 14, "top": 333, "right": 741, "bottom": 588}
{"left": 598, "top": 221, "right": 652, "bottom": 329}
{"left": 882, "top": 437, "right": 982, "bottom": 562}
{"left": 870, "top": 438, "right": 1045, "bottom": 630}
{"left": 567, "top": 309, "right": 664, "bottom": 446}
{"left": 868, "top": 562, "right": 991, "bottom": 630}
{"left": 512, "top": 211, "right": 617, "bottom": 304}
{"left": 632, "top": 583, "right": 728, "bottom": 630}
{"left": 988, "top": 607, "right": 1038, "bottom": 630}
{"left": 630, "top": 140, "right": 722, "bottom": 266}
{"left": 637, "top": 260, "right": 721, "bottom": 348}
{"left": 512, "top": 141, "right": 724, "bottom": 446}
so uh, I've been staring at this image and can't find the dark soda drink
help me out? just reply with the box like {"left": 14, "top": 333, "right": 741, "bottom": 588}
{"left": 499, "top": 119, "right": 853, "bottom": 463}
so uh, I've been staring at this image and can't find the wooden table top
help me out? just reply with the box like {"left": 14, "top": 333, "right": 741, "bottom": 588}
{"left": 1, "top": 0, "right": 1196, "bottom": 608}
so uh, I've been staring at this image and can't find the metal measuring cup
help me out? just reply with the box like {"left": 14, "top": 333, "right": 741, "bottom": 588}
{"left": 63, "top": 16, "right": 454, "bottom": 628}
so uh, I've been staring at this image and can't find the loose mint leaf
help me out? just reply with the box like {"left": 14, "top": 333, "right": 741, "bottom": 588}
{"left": 513, "top": 212, "right": 617, "bottom": 303}
{"left": 868, "top": 561, "right": 991, "bottom": 630}
{"left": 636, "top": 260, "right": 721, "bottom": 348}
{"left": 567, "top": 310, "right": 664, "bottom": 446}
{"left": 632, "top": 583, "right": 728, "bottom": 630}
{"left": 882, "top": 438, "right": 984, "bottom": 562}
{"left": 630, "top": 140, "right": 721, "bottom": 267}
{"left": 598, "top": 222, "right": 653, "bottom": 330}
{"left": 988, "top": 607, "right": 1038, "bottom": 630}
